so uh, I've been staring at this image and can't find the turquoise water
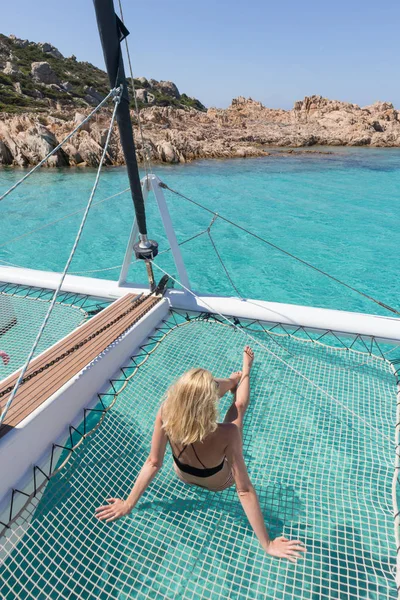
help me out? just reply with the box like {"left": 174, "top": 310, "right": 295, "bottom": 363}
{"left": 0, "top": 148, "right": 399, "bottom": 316}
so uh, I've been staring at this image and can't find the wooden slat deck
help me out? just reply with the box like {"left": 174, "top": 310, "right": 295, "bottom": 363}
{"left": 0, "top": 293, "right": 160, "bottom": 438}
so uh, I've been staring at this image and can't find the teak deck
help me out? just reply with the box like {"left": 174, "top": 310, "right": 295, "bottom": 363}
{"left": 0, "top": 293, "right": 160, "bottom": 439}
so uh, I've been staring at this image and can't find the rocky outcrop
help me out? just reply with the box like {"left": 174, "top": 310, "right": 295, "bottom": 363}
{"left": 287, "top": 95, "right": 400, "bottom": 146}
{"left": 31, "top": 61, "right": 59, "bottom": 84}
{"left": 83, "top": 86, "right": 105, "bottom": 106}
{"left": 156, "top": 81, "right": 180, "bottom": 98}
{"left": 2, "top": 90, "right": 400, "bottom": 166}
{"left": 8, "top": 35, "right": 29, "bottom": 48}
{"left": 37, "top": 42, "right": 63, "bottom": 60}
{"left": 3, "top": 61, "right": 19, "bottom": 75}
{"left": 0, "top": 140, "right": 12, "bottom": 165}
{"left": 135, "top": 88, "right": 155, "bottom": 104}
{"left": 158, "top": 140, "right": 178, "bottom": 163}
{"left": 136, "top": 77, "right": 149, "bottom": 87}
{"left": 0, "top": 34, "right": 206, "bottom": 114}
{"left": 0, "top": 117, "right": 69, "bottom": 166}
{"left": 61, "top": 81, "right": 73, "bottom": 92}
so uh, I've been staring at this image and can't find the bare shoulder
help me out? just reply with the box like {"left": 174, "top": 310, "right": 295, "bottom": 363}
{"left": 155, "top": 406, "right": 164, "bottom": 425}
{"left": 218, "top": 422, "right": 241, "bottom": 444}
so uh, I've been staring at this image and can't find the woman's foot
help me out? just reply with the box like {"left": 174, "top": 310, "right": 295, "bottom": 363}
{"left": 229, "top": 371, "right": 242, "bottom": 391}
{"left": 243, "top": 345, "right": 254, "bottom": 374}
{"left": 223, "top": 346, "right": 253, "bottom": 428}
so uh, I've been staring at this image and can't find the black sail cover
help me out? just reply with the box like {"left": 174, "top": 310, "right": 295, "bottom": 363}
{"left": 93, "top": 0, "right": 147, "bottom": 235}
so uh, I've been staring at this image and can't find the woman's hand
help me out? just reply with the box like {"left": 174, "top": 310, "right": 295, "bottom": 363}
{"left": 95, "top": 498, "right": 131, "bottom": 523}
{"left": 264, "top": 536, "right": 306, "bottom": 563}
{"left": 0, "top": 351, "right": 10, "bottom": 366}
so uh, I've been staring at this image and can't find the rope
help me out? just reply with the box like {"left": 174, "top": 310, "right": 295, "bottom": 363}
{"left": 390, "top": 362, "right": 400, "bottom": 589}
{"left": 0, "top": 91, "right": 122, "bottom": 427}
{"left": 0, "top": 227, "right": 208, "bottom": 276}
{"left": 160, "top": 182, "right": 400, "bottom": 317}
{"left": 0, "top": 88, "right": 120, "bottom": 203}
{"left": 207, "top": 227, "right": 243, "bottom": 298}
{"left": 150, "top": 259, "right": 394, "bottom": 446}
{"left": 0, "top": 259, "right": 24, "bottom": 268}
{"left": 117, "top": 0, "right": 153, "bottom": 178}
{"left": 68, "top": 227, "right": 209, "bottom": 275}
{"left": 69, "top": 264, "right": 126, "bottom": 275}
{"left": 0, "top": 188, "right": 130, "bottom": 250}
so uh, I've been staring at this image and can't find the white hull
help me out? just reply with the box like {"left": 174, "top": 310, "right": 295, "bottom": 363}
{"left": 0, "top": 296, "right": 168, "bottom": 528}
{"left": 0, "top": 265, "right": 399, "bottom": 343}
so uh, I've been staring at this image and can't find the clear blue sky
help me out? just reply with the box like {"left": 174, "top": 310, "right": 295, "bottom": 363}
{"left": 3, "top": 0, "right": 400, "bottom": 109}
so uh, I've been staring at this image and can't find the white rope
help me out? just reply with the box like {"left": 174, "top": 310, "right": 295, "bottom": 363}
{"left": 0, "top": 91, "right": 122, "bottom": 427}
{"left": 151, "top": 259, "right": 394, "bottom": 445}
{"left": 68, "top": 227, "right": 209, "bottom": 275}
{"left": 0, "top": 258, "right": 24, "bottom": 268}
{"left": 0, "top": 188, "right": 130, "bottom": 250}
{"left": 69, "top": 264, "right": 125, "bottom": 275}
{"left": 0, "top": 88, "right": 119, "bottom": 204}
{"left": 390, "top": 362, "right": 400, "bottom": 589}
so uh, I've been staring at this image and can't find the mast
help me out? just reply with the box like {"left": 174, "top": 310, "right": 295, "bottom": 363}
{"left": 92, "top": 0, "right": 158, "bottom": 288}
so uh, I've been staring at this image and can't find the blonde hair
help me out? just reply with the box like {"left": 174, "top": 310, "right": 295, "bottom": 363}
{"left": 162, "top": 368, "right": 219, "bottom": 445}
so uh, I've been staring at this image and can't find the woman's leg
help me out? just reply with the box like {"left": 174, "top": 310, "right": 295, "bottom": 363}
{"left": 223, "top": 346, "right": 254, "bottom": 432}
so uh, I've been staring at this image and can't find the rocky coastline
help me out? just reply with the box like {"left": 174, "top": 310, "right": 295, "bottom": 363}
{"left": 2, "top": 95, "right": 400, "bottom": 168}
{"left": 1, "top": 35, "right": 400, "bottom": 167}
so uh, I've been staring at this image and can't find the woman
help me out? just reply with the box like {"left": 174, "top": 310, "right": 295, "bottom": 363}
{"left": 96, "top": 346, "right": 306, "bottom": 562}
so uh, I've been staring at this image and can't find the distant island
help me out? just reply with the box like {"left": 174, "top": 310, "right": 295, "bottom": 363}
{"left": 1, "top": 33, "right": 400, "bottom": 167}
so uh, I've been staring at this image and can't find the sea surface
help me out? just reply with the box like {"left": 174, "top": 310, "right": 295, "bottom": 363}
{"left": 0, "top": 147, "right": 399, "bottom": 316}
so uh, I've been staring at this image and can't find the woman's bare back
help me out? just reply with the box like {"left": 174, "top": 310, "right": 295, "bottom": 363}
{"left": 170, "top": 346, "right": 255, "bottom": 491}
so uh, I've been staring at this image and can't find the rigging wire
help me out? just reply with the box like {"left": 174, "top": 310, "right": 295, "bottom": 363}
{"left": 160, "top": 181, "right": 400, "bottom": 317}
{"left": 0, "top": 188, "right": 130, "bottom": 251}
{"left": 66, "top": 225, "right": 209, "bottom": 275}
{"left": 207, "top": 226, "right": 243, "bottom": 299}
{"left": 0, "top": 88, "right": 120, "bottom": 204}
{"left": 0, "top": 225, "right": 210, "bottom": 275}
{"left": 150, "top": 259, "right": 393, "bottom": 446}
{"left": 0, "top": 91, "right": 122, "bottom": 427}
{"left": 117, "top": 0, "right": 153, "bottom": 179}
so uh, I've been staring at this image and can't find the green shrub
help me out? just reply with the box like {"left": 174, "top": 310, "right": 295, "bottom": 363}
{"left": 0, "top": 73, "right": 13, "bottom": 86}
{"left": 0, "top": 34, "right": 206, "bottom": 113}
{"left": 180, "top": 93, "right": 206, "bottom": 112}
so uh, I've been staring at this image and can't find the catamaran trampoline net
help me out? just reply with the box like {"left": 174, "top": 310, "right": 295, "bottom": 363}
{"left": 0, "top": 282, "right": 110, "bottom": 379}
{"left": 0, "top": 310, "right": 399, "bottom": 599}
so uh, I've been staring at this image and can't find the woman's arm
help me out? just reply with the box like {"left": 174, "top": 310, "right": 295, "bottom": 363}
{"left": 226, "top": 424, "right": 306, "bottom": 563}
{"left": 95, "top": 408, "right": 167, "bottom": 523}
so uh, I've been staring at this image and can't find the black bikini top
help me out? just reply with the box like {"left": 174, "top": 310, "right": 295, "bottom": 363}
{"left": 171, "top": 442, "right": 225, "bottom": 479}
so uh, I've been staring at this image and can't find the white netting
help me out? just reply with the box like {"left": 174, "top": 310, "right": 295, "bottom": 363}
{"left": 0, "top": 284, "right": 111, "bottom": 379}
{"left": 0, "top": 312, "right": 398, "bottom": 599}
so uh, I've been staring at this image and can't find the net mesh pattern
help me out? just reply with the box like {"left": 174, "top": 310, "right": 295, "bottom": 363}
{"left": 0, "top": 283, "right": 111, "bottom": 379}
{"left": 0, "top": 312, "right": 398, "bottom": 599}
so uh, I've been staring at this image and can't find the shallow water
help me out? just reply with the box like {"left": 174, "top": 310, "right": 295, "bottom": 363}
{"left": 0, "top": 147, "right": 399, "bottom": 316}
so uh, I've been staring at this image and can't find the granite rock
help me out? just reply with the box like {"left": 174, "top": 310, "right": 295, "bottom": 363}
{"left": 31, "top": 61, "right": 59, "bottom": 84}
{"left": 2, "top": 94, "right": 400, "bottom": 167}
